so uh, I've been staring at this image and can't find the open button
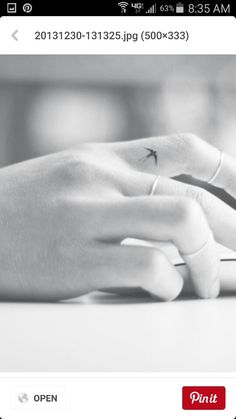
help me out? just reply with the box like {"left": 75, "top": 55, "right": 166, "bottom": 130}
{"left": 11, "top": 387, "right": 66, "bottom": 410}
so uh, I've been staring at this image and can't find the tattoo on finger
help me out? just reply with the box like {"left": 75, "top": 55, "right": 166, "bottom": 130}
{"left": 142, "top": 148, "right": 158, "bottom": 166}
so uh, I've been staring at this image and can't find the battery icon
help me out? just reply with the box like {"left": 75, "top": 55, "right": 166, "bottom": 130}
{"left": 176, "top": 2, "right": 184, "bottom": 13}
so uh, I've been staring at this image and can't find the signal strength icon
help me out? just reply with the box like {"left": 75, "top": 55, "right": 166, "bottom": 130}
{"left": 146, "top": 3, "right": 156, "bottom": 13}
{"left": 118, "top": 2, "right": 129, "bottom": 13}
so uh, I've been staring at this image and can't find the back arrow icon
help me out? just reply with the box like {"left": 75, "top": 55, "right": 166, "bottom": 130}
{"left": 11, "top": 30, "right": 18, "bottom": 41}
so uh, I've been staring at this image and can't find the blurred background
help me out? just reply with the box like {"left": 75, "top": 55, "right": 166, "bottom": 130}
{"left": 0, "top": 55, "right": 236, "bottom": 168}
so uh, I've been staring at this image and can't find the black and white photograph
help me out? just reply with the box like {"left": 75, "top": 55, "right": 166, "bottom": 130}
{"left": 0, "top": 55, "right": 236, "bottom": 372}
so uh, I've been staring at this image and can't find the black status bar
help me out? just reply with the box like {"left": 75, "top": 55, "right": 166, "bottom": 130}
{"left": 0, "top": 0, "right": 235, "bottom": 17}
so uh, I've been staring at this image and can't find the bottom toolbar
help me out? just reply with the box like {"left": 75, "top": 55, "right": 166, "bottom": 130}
{"left": 0, "top": 374, "right": 236, "bottom": 418}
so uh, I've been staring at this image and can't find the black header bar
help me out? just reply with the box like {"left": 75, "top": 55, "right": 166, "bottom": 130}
{"left": 0, "top": 0, "right": 235, "bottom": 17}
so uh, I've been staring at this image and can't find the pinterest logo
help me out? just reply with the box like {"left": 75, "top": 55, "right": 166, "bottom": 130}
{"left": 22, "top": 3, "right": 33, "bottom": 13}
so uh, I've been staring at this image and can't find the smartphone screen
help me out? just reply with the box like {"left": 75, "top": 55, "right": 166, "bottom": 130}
{"left": 0, "top": 1, "right": 235, "bottom": 417}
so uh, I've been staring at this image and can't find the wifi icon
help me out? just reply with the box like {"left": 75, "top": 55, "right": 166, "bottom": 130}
{"left": 118, "top": 2, "right": 129, "bottom": 13}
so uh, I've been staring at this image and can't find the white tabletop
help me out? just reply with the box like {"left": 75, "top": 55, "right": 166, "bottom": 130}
{"left": 0, "top": 292, "right": 236, "bottom": 372}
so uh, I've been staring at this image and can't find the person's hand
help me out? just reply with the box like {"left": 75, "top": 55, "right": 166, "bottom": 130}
{"left": 1, "top": 133, "right": 236, "bottom": 301}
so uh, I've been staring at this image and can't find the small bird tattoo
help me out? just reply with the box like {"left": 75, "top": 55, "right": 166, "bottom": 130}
{"left": 143, "top": 147, "right": 158, "bottom": 166}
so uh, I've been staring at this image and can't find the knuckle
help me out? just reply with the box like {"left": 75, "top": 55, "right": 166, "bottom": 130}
{"left": 57, "top": 148, "right": 115, "bottom": 189}
{"left": 185, "top": 185, "right": 207, "bottom": 204}
{"left": 185, "top": 186, "right": 215, "bottom": 213}
{"left": 168, "top": 133, "right": 202, "bottom": 173}
{"left": 174, "top": 197, "right": 204, "bottom": 226}
{"left": 62, "top": 154, "right": 90, "bottom": 182}
{"left": 55, "top": 147, "right": 95, "bottom": 186}
{"left": 177, "top": 133, "right": 202, "bottom": 170}
{"left": 179, "top": 132, "right": 200, "bottom": 150}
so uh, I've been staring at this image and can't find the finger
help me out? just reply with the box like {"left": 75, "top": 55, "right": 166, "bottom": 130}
{"left": 95, "top": 196, "right": 220, "bottom": 299}
{"left": 97, "top": 244, "right": 183, "bottom": 301}
{"left": 149, "top": 176, "right": 236, "bottom": 252}
{"left": 113, "top": 134, "right": 236, "bottom": 199}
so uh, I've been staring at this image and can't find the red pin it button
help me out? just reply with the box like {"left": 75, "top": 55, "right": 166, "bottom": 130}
{"left": 182, "top": 386, "right": 226, "bottom": 410}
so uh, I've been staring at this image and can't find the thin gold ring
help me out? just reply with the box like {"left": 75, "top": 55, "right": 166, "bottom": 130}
{"left": 149, "top": 175, "right": 160, "bottom": 196}
{"left": 208, "top": 151, "right": 224, "bottom": 184}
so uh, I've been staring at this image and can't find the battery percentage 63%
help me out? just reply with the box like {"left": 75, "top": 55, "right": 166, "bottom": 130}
{"left": 160, "top": 5, "right": 175, "bottom": 13}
